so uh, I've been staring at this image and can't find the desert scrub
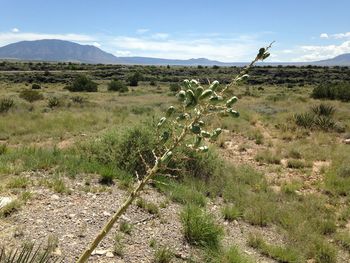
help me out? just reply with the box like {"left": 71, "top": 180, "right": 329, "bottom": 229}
{"left": 119, "top": 220, "right": 133, "bottom": 235}
{"left": 180, "top": 205, "right": 223, "bottom": 250}
{"left": 19, "top": 89, "right": 44, "bottom": 102}
{"left": 286, "top": 159, "right": 311, "bottom": 169}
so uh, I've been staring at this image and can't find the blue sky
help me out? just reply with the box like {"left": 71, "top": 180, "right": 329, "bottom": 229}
{"left": 1, "top": 0, "right": 350, "bottom": 62}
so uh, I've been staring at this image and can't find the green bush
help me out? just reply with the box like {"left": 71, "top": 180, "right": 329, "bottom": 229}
{"left": 47, "top": 97, "right": 61, "bottom": 108}
{"left": 31, "top": 83, "right": 41, "bottom": 89}
{"left": 180, "top": 205, "right": 223, "bottom": 249}
{"left": 128, "top": 72, "right": 143, "bottom": 86}
{"left": 67, "top": 75, "right": 98, "bottom": 92}
{"left": 311, "top": 82, "right": 350, "bottom": 102}
{"left": 0, "top": 98, "right": 14, "bottom": 113}
{"left": 108, "top": 80, "right": 128, "bottom": 92}
{"left": 208, "top": 246, "right": 252, "bottom": 263}
{"left": 19, "top": 89, "right": 44, "bottom": 102}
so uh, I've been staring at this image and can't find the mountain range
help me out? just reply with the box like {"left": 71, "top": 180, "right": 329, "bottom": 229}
{"left": 0, "top": 39, "right": 349, "bottom": 66}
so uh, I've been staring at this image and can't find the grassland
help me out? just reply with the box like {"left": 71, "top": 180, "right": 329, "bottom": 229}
{"left": 0, "top": 63, "right": 349, "bottom": 262}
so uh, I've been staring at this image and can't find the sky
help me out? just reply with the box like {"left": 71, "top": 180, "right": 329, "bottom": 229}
{"left": 1, "top": 0, "right": 350, "bottom": 62}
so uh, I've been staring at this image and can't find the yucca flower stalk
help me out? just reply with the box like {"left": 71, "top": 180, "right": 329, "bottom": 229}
{"left": 77, "top": 43, "right": 273, "bottom": 263}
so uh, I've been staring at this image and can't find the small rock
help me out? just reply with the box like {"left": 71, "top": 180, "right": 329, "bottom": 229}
{"left": 103, "top": 211, "right": 111, "bottom": 217}
{"left": 51, "top": 194, "right": 60, "bottom": 200}
{"left": 344, "top": 139, "right": 350, "bottom": 144}
{"left": 106, "top": 252, "right": 114, "bottom": 258}
{"left": 68, "top": 214, "right": 75, "bottom": 219}
{"left": 92, "top": 249, "right": 108, "bottom": 256}
{"left": 0, "top": 196, "right": 13, "bottom": 209}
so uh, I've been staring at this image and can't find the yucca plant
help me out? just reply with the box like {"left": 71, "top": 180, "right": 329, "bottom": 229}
{"left": 76, "top": 43, "right": 273, "bottom": 262}
{"left": 311, "top": 103, "right": 335, "bottom": 117}
{"left": 294, "top": 112, "right": 315, "bottom": 128}
{"left": 0, "top": 244, "right": 61, "bottom": 263}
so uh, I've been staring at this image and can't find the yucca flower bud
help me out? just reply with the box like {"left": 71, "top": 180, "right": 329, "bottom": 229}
{"left": 195, "top": 86, "right": 204, "bottom": 98}
{"left": 190, "top": 124, "right": 201, "bottom": 134}
{"left": 201, "top": 131, "right": 211, "bottom": 138}
{"left": 226, "top": 96, "right": 238, "bottom": 107}
{"left": 159, "top": 131, "right": 170, "bottom": 143}
{"left": 199, "top": 89, "right": 213, "bottom": 100}
{"left": 209, "top": 95, "right": 223, "bottom": 104}
{"left": 177, "top": 90, "right": 186, "bottom": 102}
{"left": 227, "top": 109, "right": 240, "bottom": 118}
{"left": 198, "top": 146, "right": 209, "bottom": 152}
{"left": 209, "top": 80, "right": 220, "bottom": 91}
{"left": 157, "top": 117, "right": 167, "bottom": 128}
{"left": 166, "top": 106, "right": 175, "bottom": 117}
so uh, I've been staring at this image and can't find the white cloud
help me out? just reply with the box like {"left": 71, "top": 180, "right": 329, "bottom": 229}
{"left": 0, "top": 32, "right": 95, "bottom": 47}
{"left": 92, "top": 42, "right": 101, "bottom": 47}
{"left": 333, "top": 32, "right": 350, "bottom": 39}
{"left": 320, "top": 31, "right": 350, "bottom": 39}
{"left": 292, "top": 40, "right": 350, "bottom": 61}
{"left": 136, "top": 28, "right": 149, "bottom": 34}
{"left": 11, "top": 28, "right": 19, "bottom": 33}
{"left": 151, "top": 33, "right": 169, "bottom": 40}
{"left": 108, "top": 36, "right": 263, "bottom": 61}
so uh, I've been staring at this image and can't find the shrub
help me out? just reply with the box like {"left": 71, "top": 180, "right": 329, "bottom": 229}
{"left": 287, "top": 159, "right": 310, "bottom": 169}
{"left": 31, "top": 83, "right": 41, "bottom": 89}
{"left": 128, "top": 72, "right": 143, "bottom": 86}
{"left": 311, "top": 82, "right": 350, "bottom": 102}
{"left": 67, "top": 75, "right": 98, "bottom": 92}
{"left": 169, "top": 83, "right": 181, "bottom": 93}
{"left": 0, "top": 98, "right": 14, "bottom": 113}
{"left": 19, "top": 89, "right": 44, "bottom": 102}
{"left": 71, "top": 96, "right": 85, "bottom": 104}
{"left": 180, "top": 205, "right": 223, "bottom": 250}
{"left": 108, "top": 80, "right": 128, "bottom": 92}
{"left": 47, "top": 97, "right": 61, "bottom": 108}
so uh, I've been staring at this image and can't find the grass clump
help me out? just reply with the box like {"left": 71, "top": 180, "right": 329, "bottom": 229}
{"left": 255, "top": 150, "right": 281, "bottom": 164}
{"left": 136, "top": 198, "right": 159, "bottom": 215}
{"left": 19, "top": 89, "right": 44, "bottom": 102}
{"left": 0, "top": 200, "right": 22, "bottom": 218}
{"left": 119, "top": 221, "right": 133, "bottom": 235}
{"left": 335, "top": 231, "right": 350, "bottom": 252}
{"left": 222, "top": 204, "right": 241, "bottom": 221}
{"left": 180, "top": 205, "right": 223, "bottom": 250}
{"left": 248, "top": 233, "right": 301, "bottom": 263}
{"left": 167, "top": 182, "right": 206, "bottom": 207}
{"left": 6, "top": 176, "right": 30, "bottom": 189}
{"left": 153, "top": 246, "right": 174, "bottom": 263}
{"left": 286, "top": 159, "right": 311, "bottom": 169}
{"left": 207, "top": 246, "right": 253, "bottom": 263}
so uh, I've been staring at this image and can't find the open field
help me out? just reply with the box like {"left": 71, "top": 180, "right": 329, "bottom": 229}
{"left": 1, "top": 63, "right": 350, "bottom": 263}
